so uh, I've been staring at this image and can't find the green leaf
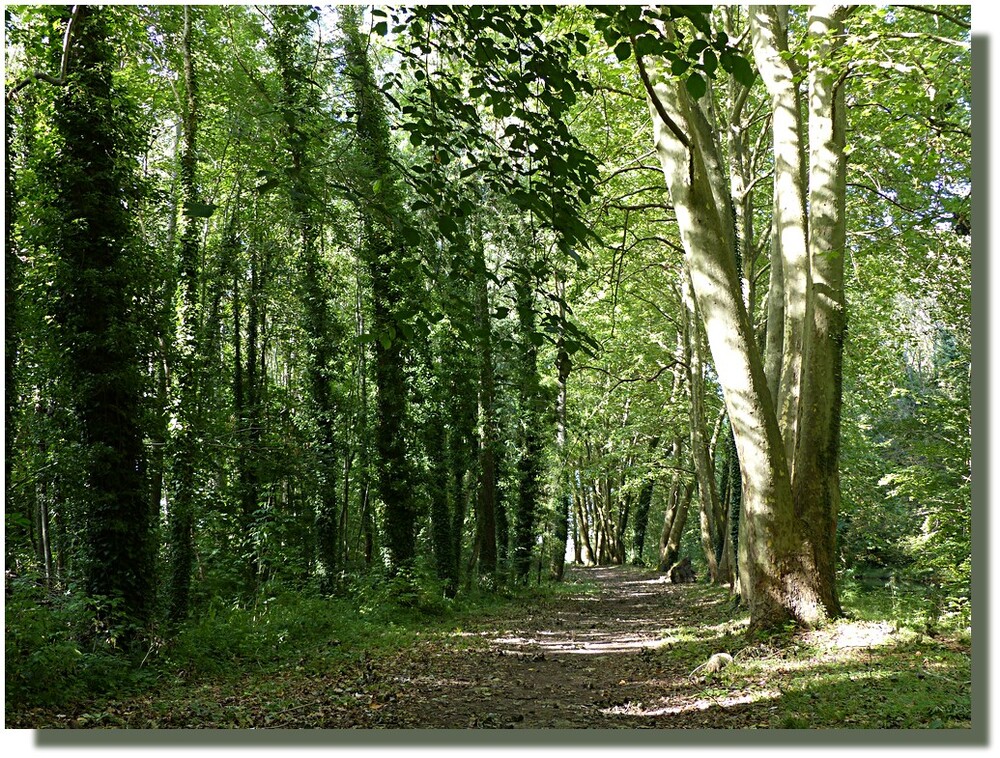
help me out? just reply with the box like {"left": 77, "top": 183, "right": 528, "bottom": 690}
{"left": 730, "top": 55, "right": 755, "bottom": 87}
{"left": 685, "top": 72, "right": 706, "bottom": 99}
{"left": 183, "top": 200, "right": 217, "bottom": 219}
{"left": 702, "top": 48, "right": 718, "bottom": 76}
{"left": 255, "top": 178, "right": 279, "bottom": 194}
{"left": 614, "top": 40, "right": 632, "bottom": 62}
{"left": 671, "top": 58, "right": 690, "bottom": 76}
{"left": 633, "top": 33, "right": 661, "bottom": 58}
{"left": 687, "top": 39, "right": 709, "bottom": 58}
{"left": 492, "top": 100, "right": 512, "bottom": 119}
{"left": 373, "top": 21, "right": 388, "bottom": 37}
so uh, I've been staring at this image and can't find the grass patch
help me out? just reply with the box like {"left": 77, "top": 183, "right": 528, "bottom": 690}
{"left": 5, "top": 566, "right": 595, "bottom": 725}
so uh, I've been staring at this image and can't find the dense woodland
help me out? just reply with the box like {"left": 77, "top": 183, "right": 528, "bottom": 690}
{"left": 5, "top": 4, "right": 971, "bottom": 727}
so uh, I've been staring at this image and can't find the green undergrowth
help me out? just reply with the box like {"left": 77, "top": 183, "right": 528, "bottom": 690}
{"left": 5, "top": 566, "right": 594, "bottom": 719}
{"left": 649, "top": 577, "right": 971, "bottom": 729}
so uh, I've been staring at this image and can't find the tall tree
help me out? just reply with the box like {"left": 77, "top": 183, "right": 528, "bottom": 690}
{"left": 512, "top": 264, "right": 545, "bottom": 582}
{"left": 167, "top": 4, "right": 205, "bottom": 623}
{"left": 41, "top": 4, "right": 155, "bottom": 634}
{"left": 632, "top": 5, "right": 851, "bottom": 627}
{"left": 268, "top": 4, "right": 342, "bottom": 590}
{"left": 473, "top": 231, "right": 500, "bottom": 585}
{"left": 342, "top": 8, "right": 420, "bottom": 577}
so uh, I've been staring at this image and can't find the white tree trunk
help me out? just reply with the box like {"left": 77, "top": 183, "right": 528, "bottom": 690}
{"left": 646, "top": 59, "right": 802, "bottom": 629}
{"left": 750, "top": 5, "right": 812, "bottom": 476}
{"left": 791, "top": 3, "right": 851, "bottom": 618}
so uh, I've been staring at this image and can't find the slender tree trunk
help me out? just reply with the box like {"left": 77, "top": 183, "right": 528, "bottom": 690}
{"left": 750, "top": 6, "right": 812, "bottom": 476}
{"left": 513, "top": 272, "right": 543, "bottom": 582}
{"left": 474, "top": 236, "right": 499, "bottom": 584}
{"left": 660, "top": 478, "right": 693, "bottom": 571}
{"left": 790, "top": 4, "right": 851, "bottom": 618}
{"left": 682, "top": 268, "right": 722, "bottom": 583}
{"left": 657, "top": 435, "right": 684, "bottom": 569}
{"left": 631, "top": 478, "right": 655, "bottom": 565}
{"left": 576, "top": 489, "right": 595, "bottom": 566}
{"left": 167, "top": 4, "right": 203, "bottom": 623}
{"left": 427, "top": 391, "right": 455, "bottom": 594}
{"left": 550, "top": 276, "right": 571, "bottom": 580}
{"left": 5, "top": 90, "right": 21, "bottom": 523}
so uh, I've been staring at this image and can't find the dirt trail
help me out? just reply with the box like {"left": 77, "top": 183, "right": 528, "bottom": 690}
{"left": 345, "top": 565, "right": 742, "bottom": 728}
{"left": 16, "top": 564, "right": 971, "bottom": 729}
{"left": 19, "top": 565, "right": 750, "bottom": 729}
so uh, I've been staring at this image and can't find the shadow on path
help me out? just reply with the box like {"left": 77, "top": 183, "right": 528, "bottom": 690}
{"left": 377, "top": 565, "right": 743, "bottom": 728}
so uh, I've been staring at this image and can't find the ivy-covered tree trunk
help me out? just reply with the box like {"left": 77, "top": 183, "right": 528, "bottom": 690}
{"left": 473, "top": 235, "right": 499, "bottom": 585}
{"left": 168, "top": 5, "right": 205, "bottom": 623}
{"left": 343, "top": 9, "right": 418, "bottom": 576}
{"left": 513, "top": 274, "right": 544, "bottom": 582}
{"left": 5, "top": 78, "right": 21, "bottom": 526}
{"left": 270, "top": 5, "right": 341, "bottom": 591}
{"left": 46, "top": 4, "right": 155, "bottom": 633}
{"left": 426, "top": 380, "right": 455, "bottom": 594}
{"left": 631, "top": 478, "right": 655, "bottom": 565}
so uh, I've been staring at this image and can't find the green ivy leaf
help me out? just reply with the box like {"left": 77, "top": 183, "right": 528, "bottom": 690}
{"left": 702, "top": 48, "right": 718, "bottom": 76}
{"left": 685, "top": 72, "right": 706, "bottom": 99}
{"left": 183, "top": 200, "right": 217, "bottom": 219}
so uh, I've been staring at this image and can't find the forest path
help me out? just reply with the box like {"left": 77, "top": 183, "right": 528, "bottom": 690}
{"left": 327, "top": 564, "right": 747, "bottom": 728}
{"left": 18, "top": 564, "right": 971, "bottom": 729}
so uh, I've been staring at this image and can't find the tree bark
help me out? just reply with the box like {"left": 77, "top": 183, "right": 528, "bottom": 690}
{"left": 168, "top": 4, "right": 202, "bottom": 623}
{"left": 750, "top": 6, "right": 812, "bottom": 476}
{"left": 682, "top": 268, "right": 721, "bottom": 583}
{"left": 790, "top": 3, "right": 851, "bottom": 618}
{"left": 645, "top": 44, "right": 810, "bottom": 630}
{"left": 47, "top": 4, "right": 155, "bottom": 633}
{"left": 343, "top": 8, "right": 418, "bottom": 576}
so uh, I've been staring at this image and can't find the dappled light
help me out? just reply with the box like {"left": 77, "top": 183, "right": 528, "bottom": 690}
{"left": 5, "top": 2, "right": 969, "bottom": 732}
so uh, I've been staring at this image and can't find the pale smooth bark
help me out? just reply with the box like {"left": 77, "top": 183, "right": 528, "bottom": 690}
{"left": 682, "top": 268, "right": 721, "bottom": 583}
{"left": 791, "top": 3, "right": 851, "bottom": 618}
{"left": 639, "top": 5, "right": 853, "bottom": 629}
{"left": 750, "top": 5, "right": 812, "bottom": 476}
{"left": 645, "top": 58, "right": 806, "bottom": 629}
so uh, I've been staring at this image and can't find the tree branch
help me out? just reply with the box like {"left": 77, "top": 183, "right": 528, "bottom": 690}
{"left": 631, "top": 34, "right": 695, "bottom": 185}
{"left": 6, "top": 5, "right": 82, "bottom": 102}
{"left": 905, "top": 5, "right": 970, "bottom": 31}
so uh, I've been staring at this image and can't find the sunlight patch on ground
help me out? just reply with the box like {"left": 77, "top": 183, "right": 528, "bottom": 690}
{"left": 494, "top": 633, "right": 673, "bottom": 655}
{"left": 662, "top": 617, "right": 746, "bottom": 641}
{"left": 601, "top": 689, "right": 780, "bottom": 718}
{"left": 801, "top": 620, "right": 896, "bottom": 650}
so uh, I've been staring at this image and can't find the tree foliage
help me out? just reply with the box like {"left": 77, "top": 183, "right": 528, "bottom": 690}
{"left": 5, "top": 3, "right": 971, "bottom": 709}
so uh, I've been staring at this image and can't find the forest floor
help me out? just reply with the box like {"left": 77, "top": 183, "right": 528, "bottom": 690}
{"left": 11, "top": 565, "right": 972, "bottom": 731}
